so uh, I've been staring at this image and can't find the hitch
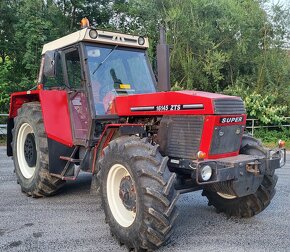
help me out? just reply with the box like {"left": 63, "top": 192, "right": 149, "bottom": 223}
{"left": 246, "top": 161, "right": 261, "bottom": 176}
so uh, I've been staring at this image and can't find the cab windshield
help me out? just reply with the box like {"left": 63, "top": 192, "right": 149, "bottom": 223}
{"left": 85, "top": 44, "right": 156, "bottom": 115}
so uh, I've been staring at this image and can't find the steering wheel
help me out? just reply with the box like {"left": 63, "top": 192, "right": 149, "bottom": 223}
{"left": 103, "top": 91, "right": 116, "bottom": 113}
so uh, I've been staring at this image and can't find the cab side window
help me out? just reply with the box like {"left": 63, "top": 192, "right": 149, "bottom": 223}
{"left": 43, "top": 52, "right": 65, "bottom": 88}
{"left": 65, "top": 49, "right": 82, "bottom": 89}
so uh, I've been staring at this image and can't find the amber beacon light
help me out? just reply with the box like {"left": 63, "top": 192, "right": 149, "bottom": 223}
{"left": 80, "top": 17, "right": 90, "bottom": 28}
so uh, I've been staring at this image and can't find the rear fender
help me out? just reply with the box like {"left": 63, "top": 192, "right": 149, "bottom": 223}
{"left": 9, "top": 91, "right": 40, "bottom": 118}
{"left": 7, "top": 90, "right": 73, "bottom": 155}
{"left": 7, "top": 91, "right": 40, "bottom": 156}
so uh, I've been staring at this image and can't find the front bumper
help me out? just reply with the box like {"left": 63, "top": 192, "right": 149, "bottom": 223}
{"left": 169, "top": 148, "right": 286, "bottom": 197}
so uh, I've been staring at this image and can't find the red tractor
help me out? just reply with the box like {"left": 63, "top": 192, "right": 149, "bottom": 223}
{"left": 6, "top": 20, "right": 286, "bottom": 251}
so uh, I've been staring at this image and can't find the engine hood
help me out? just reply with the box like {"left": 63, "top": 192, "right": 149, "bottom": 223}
{"left": 112, "top": 90, "right": 246, "bottom": 116}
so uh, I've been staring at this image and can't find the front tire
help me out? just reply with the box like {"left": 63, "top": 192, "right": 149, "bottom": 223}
{"left": 12, "top": 102, "right": 64, "bottom": 197}
{"left": 203, "top": 135, "right": 278, "bottom": 218}
{"left": 98, "top": 136, "right": 179, "bottom": 251}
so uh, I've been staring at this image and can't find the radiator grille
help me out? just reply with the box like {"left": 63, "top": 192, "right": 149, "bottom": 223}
{"left": 158, "top": 116, "right": 204, "bottom": 159}
{"left": 214, "top": 98, "right": 246, "bottom": 115}
{"left": 210, "top": 125, "right": 243, "bottom": 155}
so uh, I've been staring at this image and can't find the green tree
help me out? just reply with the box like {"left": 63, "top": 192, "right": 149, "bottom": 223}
{"left": 120, "top": 0, "right": 290, "bottom": 121}
{"left": 0, "top": 0, "right": 17, "bottom": 64}
{"left": 0, "top": 0, "right": 289, "bottom": 121}
{"left": 0, "top": 0, "right": 115, "bottom": 112}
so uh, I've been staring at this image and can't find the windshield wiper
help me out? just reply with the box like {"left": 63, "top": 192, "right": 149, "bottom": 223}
{"left": 92, "top": 45, "right": 118, "bottom": 75}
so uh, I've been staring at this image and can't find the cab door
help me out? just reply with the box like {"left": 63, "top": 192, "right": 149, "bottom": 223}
{"left": 62, "top": 47, "right": 91, "bottom": 146}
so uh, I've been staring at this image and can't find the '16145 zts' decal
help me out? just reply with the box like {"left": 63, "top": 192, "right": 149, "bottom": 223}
{"left": 131, "top": 104, "right": 204, "bottom": 112}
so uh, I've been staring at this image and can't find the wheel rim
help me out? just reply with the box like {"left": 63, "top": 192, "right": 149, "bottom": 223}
{"left": 107, "top": 164, "right": 136, "bottom": 227}
{"left": 217, "top": 192, "right": 237, "bottom": 199}
{"left": 17, "top": 123, "right": 37, "bottom": 179}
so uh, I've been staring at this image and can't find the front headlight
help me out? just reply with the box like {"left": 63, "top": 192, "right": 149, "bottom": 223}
{"left": 200, "top": 165, "right": 212, "bottom": 181}
{"left": 138, "top": 36, "right": 145, "bottom": 45}
{"left": 89, "top": 29, "right": 98, "bottom": 39}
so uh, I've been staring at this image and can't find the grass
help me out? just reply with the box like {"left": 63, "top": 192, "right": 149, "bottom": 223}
{"left": 262, "top": 142, "right": 290, "bottom": 150}
{"left": 253, "top": 128, "right": 290, "bottom": 150}
{"left": 0, "top": 136, "right": 6, "bottom": 146}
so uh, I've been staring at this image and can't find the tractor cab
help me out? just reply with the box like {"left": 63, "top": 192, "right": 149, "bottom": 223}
{"left": 40, "top": 27, "right": 156, "bottom": 111}
{"left": 38, "top": 25, "right": 156, "bottom": 144}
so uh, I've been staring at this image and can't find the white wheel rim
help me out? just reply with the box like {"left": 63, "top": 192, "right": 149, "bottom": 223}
{"left": 107, "top": 164, "right": 136, "bottom": 227}
{"left": 16, "top": 123, "right": 36, "bottom": 179}
{"left": 217, "top": 192, "right": 237, "bottom": 199}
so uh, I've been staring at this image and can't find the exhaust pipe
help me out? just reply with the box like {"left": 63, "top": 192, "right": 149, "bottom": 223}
{"left": 157, "top": 26, "right": 170, "bottom": 92}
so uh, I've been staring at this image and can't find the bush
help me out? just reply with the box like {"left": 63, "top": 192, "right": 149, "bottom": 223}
{"left": 252, "top": 128, "right": 290, "bottom": 149}
{"left": 224, "top": 83, "right": 288, "bottom": 124}
{"left": 0, "top": 135, "right": 6, "bottom": 146}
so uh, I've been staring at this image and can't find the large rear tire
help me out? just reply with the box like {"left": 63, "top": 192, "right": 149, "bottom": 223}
{"left": 98, "top": 136, "right": 179, "bottom": 251}
{"left": 12, "top": 102, "right": 64, "bottom": 197}
{"left": 202, "top": 135, "right": 278, "bottom": 217}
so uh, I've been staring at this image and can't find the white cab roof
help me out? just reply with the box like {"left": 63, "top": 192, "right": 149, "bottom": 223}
{"left": 42, "top": 28, "right": 149, "bottom": 54}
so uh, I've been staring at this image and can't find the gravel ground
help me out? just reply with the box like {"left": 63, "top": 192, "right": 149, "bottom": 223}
{"left": 0, "top": 146, "right": 289, "bottom": 252}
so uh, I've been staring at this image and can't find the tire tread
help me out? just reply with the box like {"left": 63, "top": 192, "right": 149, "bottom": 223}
{"left": 12, "top": 102, "right": 64, "bottom": 197}
{"left": 98, "top": 136, "right": 179, "bottom": 251}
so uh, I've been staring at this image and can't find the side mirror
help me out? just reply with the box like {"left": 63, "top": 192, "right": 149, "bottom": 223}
{"left": 43, "top": 50, "right": 58, "bottom": 78}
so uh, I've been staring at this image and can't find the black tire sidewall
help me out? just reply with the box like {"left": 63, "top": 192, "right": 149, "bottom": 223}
{"left": 13, "top": 114, "right": 42, "bottom": 192}
{"left": 101, "top": 150, "right": 145, "bottom": 245}
{"left": 204, "top": 135, "right": 277, "bottom": 217}
{"left": 99, "top": 136, "right": 179, "bottom": 250}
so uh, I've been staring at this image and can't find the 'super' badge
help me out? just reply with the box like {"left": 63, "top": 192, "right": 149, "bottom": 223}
{"left": 220, "top": 116, "right": 244, "bottom": 124}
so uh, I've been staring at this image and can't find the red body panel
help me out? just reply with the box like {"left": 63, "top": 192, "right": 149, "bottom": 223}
{"left": 9, "top": 91, "right": 40, "bottom": 118}
{"left": 112, "top": 90, "right": 246, "bottom": 159}
{"left": 200, "top": 115, "right": 247, "bottom": 159}
{"left": 39, "top": 91, "right": 73, "bottom": 146}
{"left": 10, "top": 89, "right": 246, "bottom": 159}
{"left": 9, "top": 90, "right": 73, "bottom": 147}
{"left": 113, "top": 90, "right": 240, "bottom": 116}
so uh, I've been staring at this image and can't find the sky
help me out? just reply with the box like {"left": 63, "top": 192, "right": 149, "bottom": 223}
{"left": 269, "top": 0, "right": 289, "bottom": 8}
{"left": 268, "top": 0, "right": 290, "bottom": 47}
{"left": 262, "top": 0, "right": 289, "bottom": 17}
